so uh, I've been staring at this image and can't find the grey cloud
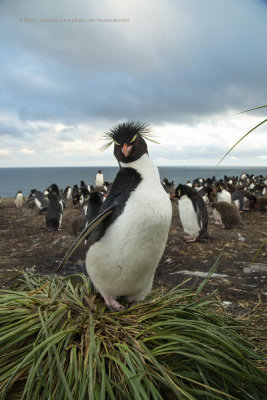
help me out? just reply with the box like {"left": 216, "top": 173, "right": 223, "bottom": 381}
{"left": 0, "top": 0, "right": 267, "bottom": 169}
{"left": 1, "top": 0, "right": 266, "bottom": 129}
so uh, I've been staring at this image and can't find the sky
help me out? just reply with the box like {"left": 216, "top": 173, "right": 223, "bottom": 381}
{"left": 0, "top": 0, "right": 267, "bottom": 168}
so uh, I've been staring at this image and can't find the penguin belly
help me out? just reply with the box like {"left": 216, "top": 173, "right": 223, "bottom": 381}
{"left": 178, "top": 196, "right": 200, "bottom": 238}
{"left": 15, "top": 193, "right": 23, "bottom": 208}
{"left": 86, "top": 182, "right": 171, "bottom": 302}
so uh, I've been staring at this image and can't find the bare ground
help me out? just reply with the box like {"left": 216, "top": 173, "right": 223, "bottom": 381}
{"left": 0, "top": 198, "right": 266, "bottom": 323}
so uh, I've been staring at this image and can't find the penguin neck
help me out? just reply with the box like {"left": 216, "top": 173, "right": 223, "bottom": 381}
{"left": 120, "top": 153, "right": 160, "bottom": 183}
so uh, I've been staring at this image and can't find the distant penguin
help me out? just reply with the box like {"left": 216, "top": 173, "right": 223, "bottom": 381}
{"left": 83, "top": 190, "right": 104, "bottom": 227}
{"left": 231, "top": 189, "right": 246, "bottom": 211}
{"left": 80, "top": 180, "right": 90, "bottom": 192}
{"left": 59, "top": 121, "right": 172, "bottom": 311}
{"left": 95, "top": 170, "right": 104, "bottom": 187}
{"left": 15, "top": 191, "right": 24, "bottom": 208}
{"left": 162, "top": 178, "right": 175, "bottom": 195}
{"left": 46, "top": 191, "right": 63, "bottom": 231}
{"left": 64, "top": 186, "right": 72, "bottom": 201}
{"left": 72, "top": 185, "right": 80, "bottom": 205}
{"left": 215, "top": 183, "right": 232, "bottom": 204}
{"left": 198, "top": 186, "right": 213, "bottom": 205}
{"left": 47, "top": 184, "right": 66, "bottom": 210}
{"left": 47, "top": 183, "right": 60, "bottom": 195}
{"left": 212, "top": 202, "right": 242, "bottom": 228}
{"left": 175, "top": 184, "right": 210, "bottom": 242}
{"left": 27, "top": 189, "right": 49, "bottom": 209}
{"left": 255, "top": 197, "right": 267, "bottom": 211}
{"left": 79, "top": 186, "right": 90, "bottom": 206}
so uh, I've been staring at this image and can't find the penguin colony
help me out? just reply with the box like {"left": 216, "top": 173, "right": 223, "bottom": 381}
{"left": 12, "top": 122, "right": 267, "bottom": 308}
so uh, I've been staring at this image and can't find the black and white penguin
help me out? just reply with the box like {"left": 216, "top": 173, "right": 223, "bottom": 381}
{"left": 47, "top": 183, "right": 66, "bottom": 210}
{"left": 95, "top": 171, "right": 104, "bottom": 187}
{"left": 15, "top": 191, "right": 24, "bottom": 208}
{"left": 79, "top": 186, "right": 90, "bottom": 207}
{"left": 161, "top": 178, "right": 175, "bottom": 195}
{"left": 46, "top": 191, "right": 64, "bottom": 231}
{"left": 59, "top": 121, "right": 172, "bottom": 311}
{"left": 175, "top": 184, "right": 210, "bottom": 242}
{"left": 27, "top": 189, "right": 49, "bottom": 209}
{"left": 231, "top": 188, "right": 246, "bottom": 211}
{"left": 215, "top": 183, "right": 232, "bottom": 204}
{"left": 72, "top": 185, "right": 80, "bottom": 205}
{"left": 64, "top": 186, "right": 72, "bottom": 202}
{"left": 83, "top": 190, "right": 105, "bottom": 227}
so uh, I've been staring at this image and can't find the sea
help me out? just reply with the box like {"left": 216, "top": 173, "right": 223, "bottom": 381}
{"left": 1, "top": 166, "right": 267, "bottom": 199}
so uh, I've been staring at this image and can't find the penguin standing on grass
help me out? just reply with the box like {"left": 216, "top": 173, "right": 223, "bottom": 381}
{"left": 175, "top": 184, "right": 210, "bottom": 242}
{"left": 58, "top": 121, "right": 172, "bottom": 311}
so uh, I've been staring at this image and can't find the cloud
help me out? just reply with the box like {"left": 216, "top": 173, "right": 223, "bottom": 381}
{"left": 0, "top": 149, "right": 12, "bottom": 155}
{"left": 20, "top": 148, "right": 35, "bottom": 154}
{"left": 0, "top": 0, "right": 267, "bottom": 167}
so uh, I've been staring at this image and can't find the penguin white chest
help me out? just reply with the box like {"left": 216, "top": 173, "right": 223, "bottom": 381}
{"left": 178, "top": 196, "right": 200, "bottom": 238}
{"left": 217, "top": 190, "right": 231, "bottom": 204}
{"left": 86, "top": 155, "right": 172, "bottom": 302}
{"left": 15, "top": 193, "right": 23, "bottom": 208}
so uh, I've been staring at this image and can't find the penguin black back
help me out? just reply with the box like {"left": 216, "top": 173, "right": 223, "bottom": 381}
{"left": 46, "top": 191, "right": 63, "bottom": 231}
{"left": 175, "top": 184, "right": 210, "bottom": 241}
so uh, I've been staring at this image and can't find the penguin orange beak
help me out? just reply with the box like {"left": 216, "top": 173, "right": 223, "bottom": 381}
{"left": 122, "top": 143, "right": 133, "bottom": 157}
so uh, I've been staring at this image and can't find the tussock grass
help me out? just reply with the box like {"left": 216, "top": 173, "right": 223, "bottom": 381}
{"left": 0, "top": 273, "right": 266, "bottom": 400}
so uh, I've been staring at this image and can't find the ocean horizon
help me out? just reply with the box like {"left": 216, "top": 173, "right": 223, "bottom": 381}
{"left": 1, "top": 165, "right": 267, "bottom": 199}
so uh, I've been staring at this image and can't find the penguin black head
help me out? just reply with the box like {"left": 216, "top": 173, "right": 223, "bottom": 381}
{"left": 101, "top": 121, "right": 158, "bottom": 164}
{"left": 175, "top": 184, "right": 194, "bottom": 199}
{"left": 47, "top": 183, "right": 60, "bottom": 195}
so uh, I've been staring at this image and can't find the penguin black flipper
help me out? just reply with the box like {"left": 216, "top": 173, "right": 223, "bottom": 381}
{"left": 190, "top": 192, "right": 210, "bottom": 239}
{"left": 57, "top": 206, "right": 114, "bottom": 272}
{"left": 58, "top": 166, "right": 141, "bottom": 272}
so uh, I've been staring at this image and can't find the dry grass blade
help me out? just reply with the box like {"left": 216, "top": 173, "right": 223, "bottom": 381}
{"left": 216, "top": 118, "right": 267, "bottom": 167}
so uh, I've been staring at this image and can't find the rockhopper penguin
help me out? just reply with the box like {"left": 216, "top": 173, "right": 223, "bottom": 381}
{"left": 46, "top": 191, "right": 64, "bottom": 231}
{"left": 175, "top": 184, "right": 210, "bottom": 242}
{"left": 58, "top": 121, "right": 172, "bottom": 311}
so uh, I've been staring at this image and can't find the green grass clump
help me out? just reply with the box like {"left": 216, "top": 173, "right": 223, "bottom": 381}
{"left": 0, "top": 273, "right": 266, "bottom": 400}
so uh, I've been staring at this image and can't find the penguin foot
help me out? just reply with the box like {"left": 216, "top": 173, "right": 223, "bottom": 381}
{"left": 104, "top": 296, "right": 125, "bottom": 311}
{"left": 184, "top": 237, "right": 196, "bottom": 243}
{"left": 183, "top": 234, "right": 192, "bottom": 240}
{"left": 183, "top": 235, "right": 196, "bottom": 242}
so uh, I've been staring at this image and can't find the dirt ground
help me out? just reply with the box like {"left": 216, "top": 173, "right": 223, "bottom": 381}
{"left": 0, "top": 198, "right": 267, "bottom": 320}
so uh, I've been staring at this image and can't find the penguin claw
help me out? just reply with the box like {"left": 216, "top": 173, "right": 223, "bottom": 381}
{"left": 104, "top": 296, "right": 125, "bottom": 311}
{"left": 184, "top": 237, "right": 196, "bottom": 243}
{"left": 183, "top": 235, "right": 196, "bottom": 242}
